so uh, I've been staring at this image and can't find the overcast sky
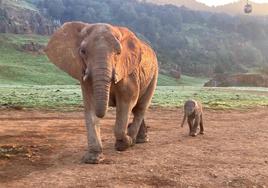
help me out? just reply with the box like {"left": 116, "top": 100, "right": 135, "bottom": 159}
{"left": 196, "top": 0, "right": 268, "bottom": 6}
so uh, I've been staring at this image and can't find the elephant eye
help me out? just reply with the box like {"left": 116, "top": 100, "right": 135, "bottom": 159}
{"left": 79, "top": 48, "right": 87, "bottom": 56}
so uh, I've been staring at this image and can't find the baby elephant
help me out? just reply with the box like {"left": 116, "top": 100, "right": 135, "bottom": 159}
{"left": 181, "top": 99, "right": 204, "bottom": 137}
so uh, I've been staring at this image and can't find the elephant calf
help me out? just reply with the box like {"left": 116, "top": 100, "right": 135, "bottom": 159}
{"left": 181, "top": 99, "right": 204, "bottom": 136}
{"left": 45, "top": 22, "right": 158, "bottom": 164}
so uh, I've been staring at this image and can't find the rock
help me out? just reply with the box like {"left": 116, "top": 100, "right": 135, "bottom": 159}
{"left": 0, "top": 2, "right": 59, "bottom": 35}
{"left": 20, "top": 41, "right": 45, "bottom": 54}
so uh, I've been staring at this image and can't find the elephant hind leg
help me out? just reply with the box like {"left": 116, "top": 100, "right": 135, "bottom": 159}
{"left": 128, "top": 117, "right": 148, "bottom": 144}
{"left": 127, "top": 106, "right": 146, "bottom": 143}
{"left": 128, "top": 75, "right": 157, "bottom": 143}
{"left": 136, "top": 119, "right": 149, "bottom": 143}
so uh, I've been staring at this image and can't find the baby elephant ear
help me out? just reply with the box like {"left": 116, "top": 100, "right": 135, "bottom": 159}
{"left": 45, "top": 22, "right": 87, "bottom": 81}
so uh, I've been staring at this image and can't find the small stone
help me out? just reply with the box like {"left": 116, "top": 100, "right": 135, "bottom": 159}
{"left": 209, "top": 172, "right": 218, "bottom": 178}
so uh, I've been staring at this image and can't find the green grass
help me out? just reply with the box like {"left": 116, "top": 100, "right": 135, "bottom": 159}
{"left": 153, "top": 86, "right": 268, "bottom": 109}
{"left": 1, "top": 33, "right": 268, "bottom": 110}
{"left": 0, "top": 33, "right": 49, "bottom": 45}
{"left": 157, "top": 74, "right": 179, "bottom": 86}
{"left": 158, "top": 74, "right": 208, "bottom": 86}
{"left": 0, "top": 85, "right": 82, "bottom": 110}
{"left": 0, "top": 85, "right": 268, "bottom": 110}
{"left": 0, "top": 34, "right": 77, "bottom": 85}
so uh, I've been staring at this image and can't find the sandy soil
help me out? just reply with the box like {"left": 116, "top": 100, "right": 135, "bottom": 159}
{"left": 0, "top": 107, "right": 268, "bottom": 188}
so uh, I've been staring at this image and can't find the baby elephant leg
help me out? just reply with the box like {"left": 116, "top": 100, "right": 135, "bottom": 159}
{"left": 187, "top": 118, "right": 194, "bottom": 136}
{"left": 190, "top": 116, "right": 200, "bottom": 137}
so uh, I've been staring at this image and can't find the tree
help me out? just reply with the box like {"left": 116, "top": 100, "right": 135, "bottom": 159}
{"left": 44, "top": 0, "right": 64, "bottom": 19}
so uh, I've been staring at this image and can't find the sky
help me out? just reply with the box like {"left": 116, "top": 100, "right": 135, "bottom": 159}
{"left": 196, "top": 0, "right": 268, "bottom": 6}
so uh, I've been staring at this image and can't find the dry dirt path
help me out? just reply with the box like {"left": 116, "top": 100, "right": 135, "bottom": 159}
{"left": 0, "top": 107, "right": 268, "bottom": 188}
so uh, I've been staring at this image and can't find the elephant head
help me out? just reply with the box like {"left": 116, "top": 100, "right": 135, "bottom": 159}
{"left": 45, "top": 22, "right": 141, "bottom": 118}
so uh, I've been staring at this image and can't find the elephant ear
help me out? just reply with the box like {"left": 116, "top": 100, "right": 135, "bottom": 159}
{"left": 44, "top": 22, "right": 87, "bottom": 81}
{"left": 113, "top": 27, "right": 141, "bottom": 84}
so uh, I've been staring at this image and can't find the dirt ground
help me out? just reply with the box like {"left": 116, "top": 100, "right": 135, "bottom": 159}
{"left": 0, "top": 107, "right": 268, "bottom": 188}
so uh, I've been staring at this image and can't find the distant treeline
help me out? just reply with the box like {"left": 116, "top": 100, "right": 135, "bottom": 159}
{"left": 33, "top": 0, "right": 268, "bottom": 76}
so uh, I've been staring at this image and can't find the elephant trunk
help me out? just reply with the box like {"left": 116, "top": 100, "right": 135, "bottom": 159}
{"left": 92, "top": 63, "right": 112, "bottom": 118}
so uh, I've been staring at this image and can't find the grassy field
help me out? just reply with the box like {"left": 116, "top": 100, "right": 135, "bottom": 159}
{"left": 0, "top": 34, "right": 77, "bottom": 85}
{"left": 157, "top": 74, "right": 207, "bottom": 86}
{"left": 1, "top": 85, "right": 268, "bottom": 110}
{"left": 1, "top": 33, "right": 268, "bottom": 110}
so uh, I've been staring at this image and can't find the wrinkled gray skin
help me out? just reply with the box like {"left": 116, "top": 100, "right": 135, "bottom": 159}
{"left": 181, "top": 99, "right": 204, "bottom": 137}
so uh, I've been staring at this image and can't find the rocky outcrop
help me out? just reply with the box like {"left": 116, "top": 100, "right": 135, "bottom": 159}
{"left": 0, "top": 1, "right": 58, "bottom": 35}
{"left": 204, "top": 73, "right": 268, "bottom": 87}
{"left": 20, "top": 41, "right": 45, "bottom": 54}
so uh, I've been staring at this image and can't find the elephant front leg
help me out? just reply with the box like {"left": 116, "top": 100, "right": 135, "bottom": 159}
{"left": 81, "top": 84, "right": 104, "bottom": 164}
{"left": 114, "top": 102, "right": 133, "bottom": 151}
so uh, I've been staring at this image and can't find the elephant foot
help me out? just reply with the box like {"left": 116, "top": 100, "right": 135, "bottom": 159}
{"left": 82, "top": 152, "right": 104, "bottom": 164}
{"left": 190, "top": 132, "right": 198, "bottom": 137}
{"left": 136, "top": 136, "right": 149, "bottom": 144}
{"left": 115, "top": 136, "right": 133, "bottom": 151}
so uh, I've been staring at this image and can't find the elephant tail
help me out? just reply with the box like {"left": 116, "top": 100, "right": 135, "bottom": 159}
{"left": 181, "top": 113, "right": 187, "bottom": 127}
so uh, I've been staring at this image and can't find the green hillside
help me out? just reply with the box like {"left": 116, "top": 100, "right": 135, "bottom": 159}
{"left": 0, "top": 34, "right": 77, "bottom": 85}
{"left": 32, "top": 0, "right": 268, "bottom": 77}
{"left": 2, "top": 0, "right": 268, "bottom": 77}
{"left": 158, "top": 74, "right": 207, "bottom": 86}
{"left": 0, "top": 33, "right": 202, "bottom": 86}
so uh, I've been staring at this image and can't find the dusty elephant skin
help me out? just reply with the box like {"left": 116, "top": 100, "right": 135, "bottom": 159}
{"left": 181, "top": 99, "right": 204, "bottom": 137}
{"left": 44, "top": 22, "right": 158, "bottom": 164}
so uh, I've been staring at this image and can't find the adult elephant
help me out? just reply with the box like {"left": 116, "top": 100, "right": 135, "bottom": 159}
{"left": 45, "top": 22, "right": 158, "bottom": 164}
